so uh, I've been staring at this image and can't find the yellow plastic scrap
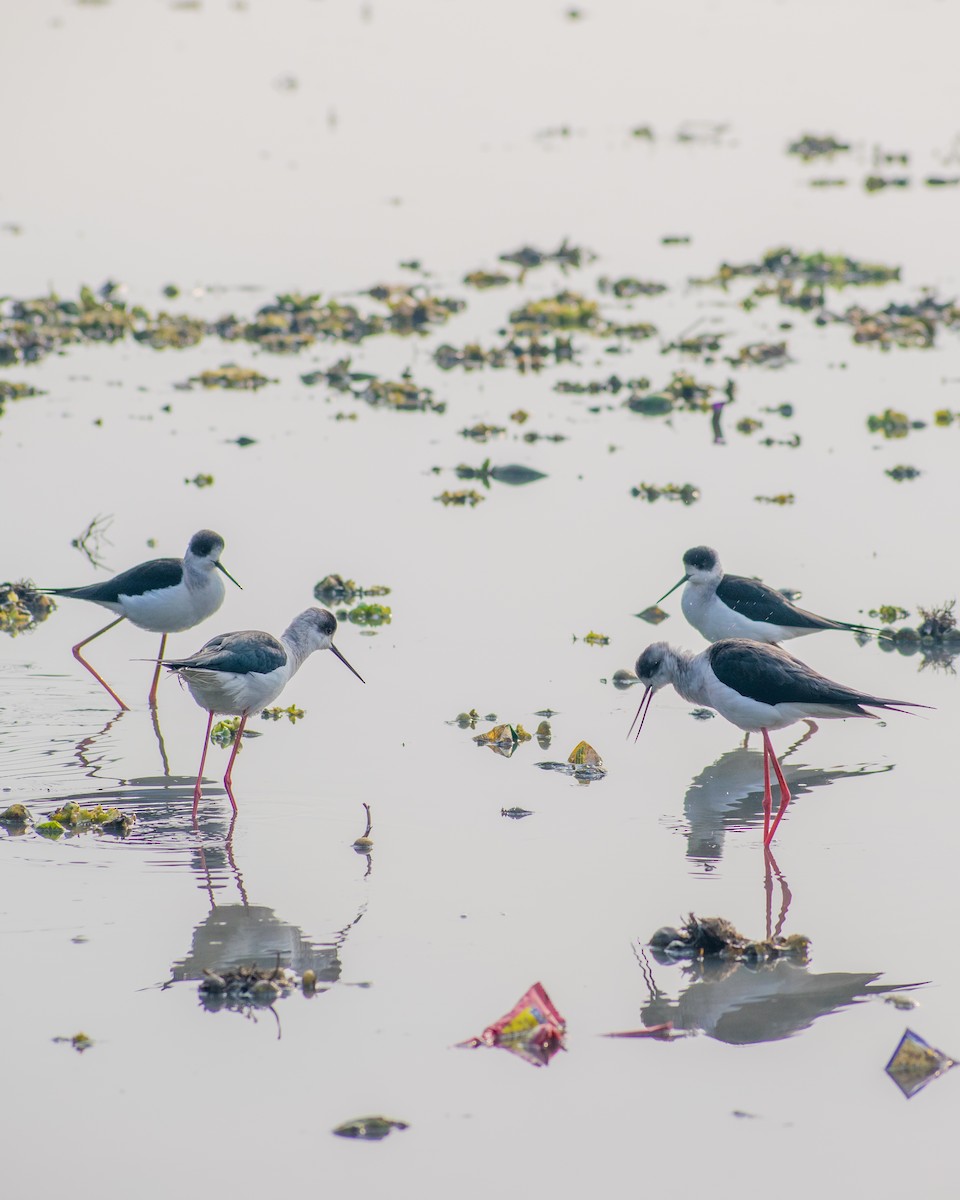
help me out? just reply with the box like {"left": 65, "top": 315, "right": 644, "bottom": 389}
{"left": 568, "top": 741, "right": 603, "bottom": 767}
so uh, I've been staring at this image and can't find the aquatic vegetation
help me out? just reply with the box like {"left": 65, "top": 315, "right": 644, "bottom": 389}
{"left": 48, "top": 801, "right": 136, "bottom": 836}
{"left": 36, "top": 821, "right": 66, "bottom": 839}
{"left": 554, "top": 373, "right": 650, "bottom": 395}
{"left": 808, "top": 178, "right": 848, "bottom": 188}
{"left": 188, "top": 364, "right": 274, "bottom": 390}
{"left": 435, "top": 489, "right": 485, "bottom": 507}
{"left": 868, "top": 605, "right": 910, "bottom": 624}
{"left": 339, "top": 603, "right": 391, "bottom": 627}
{"left": 499, "top": 239, "right": 594, "bottom": 272}
{"left": 0, "top": 379, "right": 42, "bottom": 417}
{"left": 630, "top": 482, "right": 701, "bottom": 505}
{"left": 916, "top": 601, "right": 957, "bottom": 639}
{"left": 301, "top": 359, "right": 444, "bottom": 413}
{"left": 754, "top": 493, "right": 795, "bottom": 505}
{"left": 925, "top": 176, "right": 960, "bottom": 187}
{"left": 509, "top": 290, "right": 601, "bottom": 332}
{"left": 313, "top": 574, "right": 391, "bottom": 603}
{"left": 580, "top": 631, "right": 610, "bottom": 646}
{"left": 736, "top": 418, "right": 763, "bottom": 434}
{"left": 661, "top": 332, "right": 726, "bottom": 356}
{"left": 661, "top": 235, "right": 691, "bottom": 246}
{"left": 787, "top": 133, "right": 851, "bottom": 161}
{"left": 885, "top": 464, "right": 921, "bottom": 482}
{"left": 726, "top": 341, "right": 791, "bottom": 368}
{"left": 598, "top": 276, "right": 667, "bottom": 298}
{"left": 0, "top": 803, "right": 30, "bottom": 827}
{"left": 463, "top": 270, "right": 512, "bottom": 289}
{"left": 459, "top": 422, "right": 506, "bottom": 442}
{"left": 211, "top": 717, "right": 244, "bottom": 747}
{"left": 864, "top": 175, "right": 909, "bottom": 192}
{"left": 333, "top": 1116, "right": 409, "bottom": 1140}
{"left": 261, "top": 705, "right": 305, "bottom": 723}
{"left": 635, "top": 606, "right": 669, "bottom": 625}
{"left": 199, "top": 962, "right": 300, "bottom": 1009}
{"left": 434, "top": 335, "right": 575, "bottom": 372}
{"left": 52, "top": 1032, "right": 94, "bottom": 1053}
{"left": 649, "top": 914, "right": 810, "bottom": 963}
{"left": 840, "top": 299, "right": 959, "bottom": 349}
{"left": 866, "top": 409, "right": 919, "bottom": 437}
{"left": 473, "top": 723, "right": 532, "bottom": 748}
{"left": 704, "top": 247, "right": 900, "bottom": 289}
{"left": 0, "top": 580, "right": 56, "bottom": 636}
{"left": 453, "top": 460, "right": 547, "bottom": 487}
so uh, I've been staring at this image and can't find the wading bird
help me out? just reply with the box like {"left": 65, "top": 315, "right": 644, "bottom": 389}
{"left": 657, "top": 546, "right": 873, "bottom": 644}
{"left": 162, "top": 607, "right": 364, "bottom": 819}
{"left": 629, "top": 638, "right": 922, "bottom": 845}
{"left": 43, "top": 530, "right": 240, "bottom": 709}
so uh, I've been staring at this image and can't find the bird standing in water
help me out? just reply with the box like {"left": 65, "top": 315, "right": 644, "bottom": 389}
{"left": 657, "top": 546, "right": 873, "bottom": 644}
{"left": 42, "top": 530, "right": 240, "bottom": 709}
{"left": 162, "top": 607, "right": 364, "bottom": 819}
{"left": 629, "top": 638, "right": 923, "bottom": 845}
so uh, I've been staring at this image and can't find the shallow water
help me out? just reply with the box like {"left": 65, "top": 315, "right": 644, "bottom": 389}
{"left": 2, "top": 1, "right": 959, "bottom": 1196}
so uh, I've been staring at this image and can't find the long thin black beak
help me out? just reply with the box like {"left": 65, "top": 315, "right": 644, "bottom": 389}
{"left": 215, "top": 561, "right": 242, "bottom": 589}
{"left": 330, "top": 642, "right": 365, "bottom": 684}
{"left": 655, "top": 574, "right": 688, "bottom": 606}
{"left": 627, "top": 686, "right": 655, "bottom": 742}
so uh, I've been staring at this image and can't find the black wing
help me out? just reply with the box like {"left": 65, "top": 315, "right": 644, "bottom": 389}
{"left": 716, "top": 573, "right": 862, "bottom": 632}
{"left": 163, "top": 630, "right": 286, "bottom": 675}
{"left": 708, "top": 639, "right": 914, "bottom": 710}
{"left": 46, "top": 558, "right": 183, "bottom": 602}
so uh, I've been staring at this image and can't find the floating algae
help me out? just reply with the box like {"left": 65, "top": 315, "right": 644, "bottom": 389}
{"left": 48, "top": 801, "right": 136, "bottom": 837}
{"left": 301, "top": 359, "right": 445, "bottom": 413}
{"left": 261, "top": 705, "right": 305, "bottom": 723}
{"left": 187, "top": 364, "right": 274, "bottom": 390}
{"left": 435, "top": 489, "right": 485, "bottom": 507}
{"left": 434, "top": 335, "right": 574, "bottom": 372}
{"left": 649, "top": 914, "right": 810, "bottom": 964}
{"left": 630, "top": 482, "right": 701, "bottom": 505}
{"left": 333, "top": 1116, "right": 409, "bottom": 1141}
{"left": 338, "top": 603, "right": 392, "bottom": 627}
{"left": 787, "top": 133, "right": 852, "bottom": 161}
{"left": 313, "top": 574, "right": 391, "bottom": 603}
{"left": 0, "top": 581, "right": 56, "bottom": 636}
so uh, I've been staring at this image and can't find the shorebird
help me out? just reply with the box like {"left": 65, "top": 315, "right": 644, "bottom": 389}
{"left": 161, "top": 607, "right": 364, "bottom": 819}
{"left": 42, "top": 530, "right": 240, "bottom": 709}
{"left": 629, "top": 638, "right": 923, "bottom": 845}
{"left": 657, "top": 546, "right": 873, "bottom": 644}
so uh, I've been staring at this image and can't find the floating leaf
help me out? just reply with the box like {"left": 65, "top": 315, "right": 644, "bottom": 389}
{"left": 333, "top": 1116, "right": 409, "bottom": 1141}
{"left": 886, "top": 1029, "right": 958, "bottom": 1099}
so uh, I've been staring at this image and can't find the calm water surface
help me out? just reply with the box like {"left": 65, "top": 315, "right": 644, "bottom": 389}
{"left": 2, "top": 2, "right": 959, "bottom": 1197}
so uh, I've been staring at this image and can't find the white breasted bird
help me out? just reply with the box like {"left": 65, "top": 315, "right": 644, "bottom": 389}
{"left": 161, "top": 607, "right": 364, "bottom": 819}
{"left": 42, "top": 529, "right": 240, "bottom": 709}
{"left": 657, "top": 546, "right": 873, "bottom": 644}
{"left": 629, "top": 638, "right": 923, "bottom": 846}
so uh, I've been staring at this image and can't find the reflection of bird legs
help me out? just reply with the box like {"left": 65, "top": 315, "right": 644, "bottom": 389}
{"left": 73, "top": 709, "right": 126, "bottom": 778}
{"left": 150, "top": 702, "right": 171, "bottom": 778}
{"left": 148, "top": 633, "right": 167, "bottom": 708}
{"left": 763, "top": 846, "right": 792, "bottom": 941}
{"left": 72, "top": 616, "right": 129, "bottom": 710}
{"left": 195, "top": 811, "right": 249, "bottom": 909}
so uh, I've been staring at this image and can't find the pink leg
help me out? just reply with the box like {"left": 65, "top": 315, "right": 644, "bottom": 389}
{"left": 763, "top": 728, "right": 793, "bottom": 845}
{"left": 192, "top": 711, "right": 214, "bottom": 823}
{"left": 222, "top": 716, "right": 247, "bottom": 815}
{"left": 761, "top": 733, "right": 772, "bottom": 845}
{"left": 148, "top": 633, "right": 167, "bottom": 708}
{"left": 72, "top": 616, "right": 129, "bottom": 710}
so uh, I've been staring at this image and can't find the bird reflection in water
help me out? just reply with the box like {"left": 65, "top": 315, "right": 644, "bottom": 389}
{"left": 168, "top": 811, "right": 368, "bottom": 1026}
{"left": 680, "top": 723, "right": 892, "bottom": 867}
{"left": 635, "top": 941, "right": 923, "bottom": 1046}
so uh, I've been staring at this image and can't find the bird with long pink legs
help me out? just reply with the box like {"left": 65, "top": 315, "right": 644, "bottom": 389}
{"left": 161, "top": 608, "right": 364, "bottom": 820}
{"left": 629, "top": 639, "right": 925, "bottom": 846}
{"left": 41, "top": 530, "right": 240, "bottom": 709}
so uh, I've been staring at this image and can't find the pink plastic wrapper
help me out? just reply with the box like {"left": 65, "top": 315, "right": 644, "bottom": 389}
{"left": 457, "top": 981, "right": 566, "bottom": 1068}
